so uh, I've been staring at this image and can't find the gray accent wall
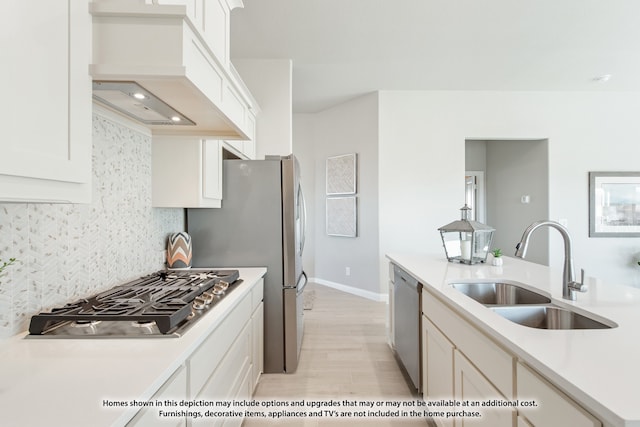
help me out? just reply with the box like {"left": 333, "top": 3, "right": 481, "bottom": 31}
{"left": 293, "top": 93, "right": 380, "bottom": 296}
{"left": 485, "top": 140, "right": 549, "bottom": 265}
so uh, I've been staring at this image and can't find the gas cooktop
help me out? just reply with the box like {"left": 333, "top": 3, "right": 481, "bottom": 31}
{"left": 27, "top": 269, "right": 241, "bottom": 338}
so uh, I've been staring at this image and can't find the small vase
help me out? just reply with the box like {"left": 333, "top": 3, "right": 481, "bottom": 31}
{"left": 492, "top": 257, "right": 503, "bottom": 267}
{"left": 167, "top": 232, "right": 193, "bottom": 270}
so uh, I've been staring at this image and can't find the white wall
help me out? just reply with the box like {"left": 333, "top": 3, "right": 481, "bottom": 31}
{"left": 294, "top": 93, "right": 381, "bottom": 298}
{"left": 233, "top": 59, "right": 293, "bottom": 158}
{"left": 379, "top": 91, "right": 640, "bottom": 290}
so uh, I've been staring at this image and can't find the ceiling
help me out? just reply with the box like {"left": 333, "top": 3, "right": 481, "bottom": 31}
{"left": 230, "top": 0, "right": 640, "bottom": 113}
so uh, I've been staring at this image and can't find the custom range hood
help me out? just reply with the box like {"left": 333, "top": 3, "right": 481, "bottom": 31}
{"left": 89, "top": 1, "right": 257, "bottom": 138}
{"left": 93, "top": 81, "right": 196, "bottom": 126}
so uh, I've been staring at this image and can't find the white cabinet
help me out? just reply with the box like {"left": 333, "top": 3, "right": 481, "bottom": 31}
{"left": 191, "top": 322, "right": 251, "bottom": 427}
{"left": 0, "top": 0, "right": 91, "bottom": 203}
{"left": 422, "top": 286, "right": 514, "bottom": 399}
{"left": 422, "top": 316, "right": 454, "bottom": 427}
{"left": 418, "top": 280, "right": 602, "bottom": 427}
{"left": 516, "top": 363, "right": 601, "bottom": 427}
{"left": 186, "top": 278, "right": 264, "bottom": 427}
{"left": 91, "top": 1, "right": 259, "bottom": 141}
{"left": 152, "top": 137, "right": 240, "bottom": 208}
{"left": 454, "top": 350, "right": 515, "bottom": 427}
{"left": 127, "top": 365, "right": 187, "bottom": 427}
{"left": 250, "top": 283, "right": 264, "bottom": 391}
{"left": 148, "top": 0, "right": 236, "bottom": 68}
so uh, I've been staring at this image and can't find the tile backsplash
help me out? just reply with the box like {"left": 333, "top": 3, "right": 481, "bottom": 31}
{"left": 0, "top": 111, "right": 185, "bottom": 338}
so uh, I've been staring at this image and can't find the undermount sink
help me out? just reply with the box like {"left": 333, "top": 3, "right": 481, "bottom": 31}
{"left": 490, "top": 305, "right": 615, "bottom": 330}
{"left": 451, "top": 282, "right": 551, "bottom": 305}
{"left": 450, "top": 280, "right": 616, "bottom": 330}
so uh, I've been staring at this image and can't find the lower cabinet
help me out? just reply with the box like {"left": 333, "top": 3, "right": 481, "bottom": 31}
{"left": 191, "top": 322, "right": 252, "bottom": 427}
{"left": 251, "top": 302, "right": 264, "bottom": 391}
{"left": 128, "top": 279, "right": 264, "bottom": 426}
{"left": 127, "top": 365, "right": 188, "bottom": 427}
{"left": 420, "top": 286, "right": 602, "bottom": 427}
{"left": 516, "top": 363, "right": 601, "bottom": 427}
{"left": 454, "top": 350, "right": 515, "bottom": 427}
{"left": 422, "top": 316, "right": 454, "bottom": 427}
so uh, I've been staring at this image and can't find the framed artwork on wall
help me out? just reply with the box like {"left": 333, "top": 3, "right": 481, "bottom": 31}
{"left": 326, "top": 196, "right": 357, "bottom": 237}
{"left": 326, "top": 153, "right": 357, "bottom": 195}
{"left": 589, "top": 171, "right": 640, "bottom": 237}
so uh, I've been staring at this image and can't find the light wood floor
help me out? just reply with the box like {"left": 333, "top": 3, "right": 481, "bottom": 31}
{"left": 243, "top": 283, "right": 429, "bottom": 426}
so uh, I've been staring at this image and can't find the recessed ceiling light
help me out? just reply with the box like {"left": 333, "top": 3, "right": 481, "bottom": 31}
{"left": 171, "top": 116, "right": 181, "bottom": 122}
{"left": 592, "top": 74, "right": 612, "bottom": 82}
{"left": 133, "top": 92, "right": 146, "bottom": 100}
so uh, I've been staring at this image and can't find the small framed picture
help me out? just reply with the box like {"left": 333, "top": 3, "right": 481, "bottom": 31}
{"left": 589, "top": 172, "right": 640, "bottom": 237}
{"left": 326, "top": 153, "right": 357, "bottom": 195}
{"left": 326, "top": 196, "right": 357, "bottom": 237}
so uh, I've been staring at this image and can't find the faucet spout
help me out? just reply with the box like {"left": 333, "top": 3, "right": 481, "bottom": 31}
{"left": 515, "top": 220, "right": 587, "bottom": 301}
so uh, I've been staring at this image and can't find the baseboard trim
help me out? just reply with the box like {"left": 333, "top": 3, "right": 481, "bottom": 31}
{"left": 309, "top": 277, "right": 388, "bottom": 303}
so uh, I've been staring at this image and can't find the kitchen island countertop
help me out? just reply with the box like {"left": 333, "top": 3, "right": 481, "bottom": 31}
{"left": 387, "top": 254, "right": 640, "bottom": 427}
{"left": 0, "top": 267, "right": 266, "bottom": 427}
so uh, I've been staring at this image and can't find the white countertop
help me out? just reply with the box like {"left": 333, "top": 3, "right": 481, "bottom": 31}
{"left": 387, "top": 254, "right": 640, "bottom": 427}
{"left": 0, "top": 267, "right": 266, "bottom": 427}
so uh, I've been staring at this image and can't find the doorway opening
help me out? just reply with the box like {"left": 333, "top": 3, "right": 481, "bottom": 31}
{"left": 465, "top": 139, "right": 550, "bottom": 265}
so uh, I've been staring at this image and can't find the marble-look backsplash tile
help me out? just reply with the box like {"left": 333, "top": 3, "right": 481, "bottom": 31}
{"left": 0, "top": 112, "right": 184, "bottom": 337}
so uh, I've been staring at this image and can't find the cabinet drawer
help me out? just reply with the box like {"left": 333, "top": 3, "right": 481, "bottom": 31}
{"left": 188, "top": 291, "right": 251, "bottom": 397}
{"left": 517, "top": 363, "right": 601, "bottom": 427}
{"left": 423, "top": 290, "right": 514, "bottom": 399}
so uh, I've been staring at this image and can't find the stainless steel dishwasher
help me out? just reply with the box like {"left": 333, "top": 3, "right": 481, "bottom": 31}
{"left": 393, "top": 264, "right": 422, "bottom": 392}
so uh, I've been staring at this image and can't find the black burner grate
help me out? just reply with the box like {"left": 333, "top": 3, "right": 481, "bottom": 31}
{"left": 28, "top": 270, "right": 240, "bottom": 335}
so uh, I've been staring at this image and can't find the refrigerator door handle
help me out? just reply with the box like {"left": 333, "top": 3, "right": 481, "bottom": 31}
{"left": 298, "top": 184, "right": 307, "bottom": 256}
{"left": 297, "top": 271, "right": 308, "bottom": 296}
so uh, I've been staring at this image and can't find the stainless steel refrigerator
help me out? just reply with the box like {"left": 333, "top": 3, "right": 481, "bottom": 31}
{"left": 186, "top": 155, "right": 307, "bottom": 373}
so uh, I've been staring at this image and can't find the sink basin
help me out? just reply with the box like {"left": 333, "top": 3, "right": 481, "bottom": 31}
{"left": 490, "top": 305, "right": 615, "bottom": 330}
{"left": 451, "top": 282, "right": 551, "bottom": 305}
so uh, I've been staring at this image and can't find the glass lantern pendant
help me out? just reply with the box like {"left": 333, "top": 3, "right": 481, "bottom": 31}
{"left": 438, "top": 205, "right": 495, "bottom": 265}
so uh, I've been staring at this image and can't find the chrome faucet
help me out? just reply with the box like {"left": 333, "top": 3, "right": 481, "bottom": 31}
{"left": 515, "top": 220, "right": 587, "bottom": 301}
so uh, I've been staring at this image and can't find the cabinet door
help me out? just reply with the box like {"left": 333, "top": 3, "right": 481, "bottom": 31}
{"left": 423, "top": 316, "right": 454, "bottom": 427}
{"left": 192, "top": 323, "right": 251, "bottom": 427}
{"left": 127, "top": 365, "right": 187, "bottom": 427}
{"left": 454, "top": 350, "right": 515, "bottom": 427}
{"left": 202, "top": 140, "right": 223, "bottom": 201}
{"left": 251, "top": 302, "right": 264, "bottom": 392}
{"left": 517, "top": 363, "right": 601, "bottom": 427}
{"left": 0, "top": 0, "right": 91, "bottom": 203}
{"left": 152, "top": 137, "right": 223, "bottom": 208}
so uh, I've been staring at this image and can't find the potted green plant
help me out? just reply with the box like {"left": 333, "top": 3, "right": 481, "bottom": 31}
{"left": 491, "top": 249, "right": 503, "bottom": 266}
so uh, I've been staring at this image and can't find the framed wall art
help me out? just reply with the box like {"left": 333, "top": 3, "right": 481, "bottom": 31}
{"left": 326, "top": 196, "right": 357, "bottom": 237}
{"left": 326, "top": 153, "right": 357, "bottom": 195}
{"left": 589, "top": 171, "right": 640, "bottom": 237}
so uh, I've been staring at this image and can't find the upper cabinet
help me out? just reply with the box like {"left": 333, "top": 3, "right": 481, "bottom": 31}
{"left": 0, "top": 0, "right": 92, "bottom": 203}
{"left": 152, "top": 137, "right": 248, "bottom": 208}
{"left": 90, "top": 0, "right": 259, "bottom": 141}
